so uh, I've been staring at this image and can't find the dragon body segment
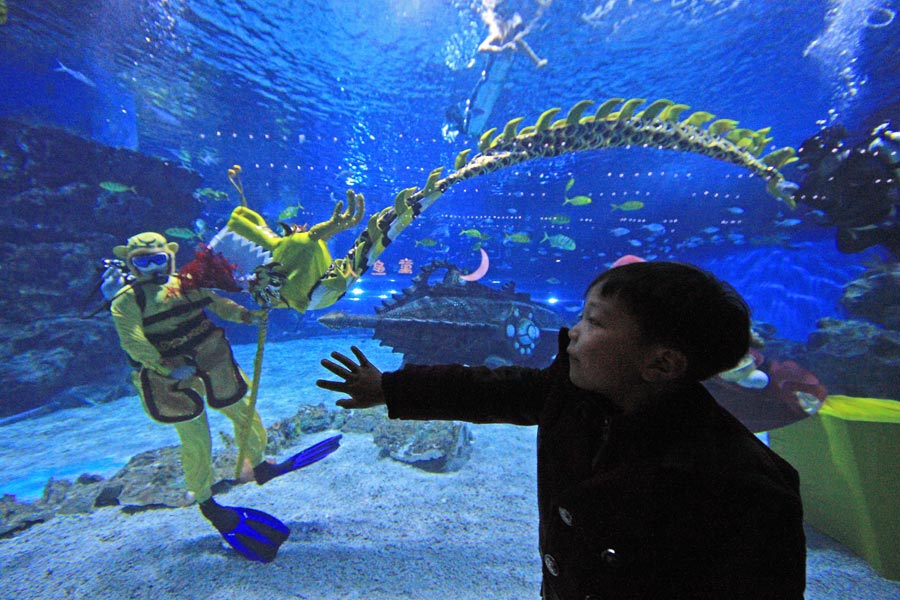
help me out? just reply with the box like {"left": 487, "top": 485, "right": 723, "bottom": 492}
{"left": 324, "top": 98, "right": 798, "bottom": 300}
{"left": 405, "top": 98, "right": 796, "bottom": 219}
{"left": 215, "top": 97, "right": 799, "bottom": 315}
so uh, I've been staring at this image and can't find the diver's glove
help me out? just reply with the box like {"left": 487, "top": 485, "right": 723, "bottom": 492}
{"left": 249, "top": 263, "right": 287, "bottom": 308}
{"left": 100, "top": 265, "right": 127, "bottom": 300}
{"left": 242, "top": 309, "right": 267, "bottom": 326}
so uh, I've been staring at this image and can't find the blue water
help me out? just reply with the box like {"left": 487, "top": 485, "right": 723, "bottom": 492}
{"left": 1, "top": 0, "right": 897, "bottom": 452}
{"left": 2, "top": 1, "right": 900, "bottom": 594}
{"left": 1, "top": 0, "right": 896, "bottom": 426}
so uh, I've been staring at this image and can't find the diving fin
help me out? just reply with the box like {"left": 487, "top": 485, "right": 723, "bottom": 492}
{"left": 254, "top": 434, "right": 342, "bottom": 485}
{"left": 199, "top": 497, "right": 289, "bottom": 563}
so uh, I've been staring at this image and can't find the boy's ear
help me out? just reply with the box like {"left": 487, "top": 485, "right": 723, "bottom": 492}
{"left": 642, "top": 346, "right": 688, "bottom": 383}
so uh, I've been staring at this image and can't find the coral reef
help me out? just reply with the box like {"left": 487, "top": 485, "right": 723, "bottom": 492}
{"left": 841, "top": 262, "right": 900, "bottom": 330}
{"left": 762, "top": 263, "right": 900, "bottom": 400}
{"left": 374, "top": 420, "right": 473, "bottom": 473}
{"left": 0, "top": 404, "right": 470, "bottom": 537}
{"left": 0, "top": 119, "right": 202, "bottom": 418}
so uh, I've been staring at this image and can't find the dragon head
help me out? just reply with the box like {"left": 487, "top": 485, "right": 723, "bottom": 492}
{"left": 207, "top": 191, "right": 365, "bottom": 313}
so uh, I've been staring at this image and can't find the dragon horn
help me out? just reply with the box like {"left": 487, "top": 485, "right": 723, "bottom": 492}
{"left": 308, "top": 190, "right": 365, "bottom": 242}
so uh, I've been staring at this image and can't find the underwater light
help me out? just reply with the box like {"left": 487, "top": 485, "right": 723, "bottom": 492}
{"left": 351, "top": 288, "right": 364, "bottom": 296}
{"left": 547, "top": 297, "right": 559, "bottom": 305}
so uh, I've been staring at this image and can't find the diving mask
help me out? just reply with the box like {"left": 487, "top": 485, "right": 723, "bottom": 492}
{"left": 131, "top": 253, "right": 170, "bottom": 269}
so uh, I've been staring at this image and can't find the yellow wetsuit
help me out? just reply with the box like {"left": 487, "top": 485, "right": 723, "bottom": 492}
{"left": 111, "top": 275, "right": 266, "bottom": 503}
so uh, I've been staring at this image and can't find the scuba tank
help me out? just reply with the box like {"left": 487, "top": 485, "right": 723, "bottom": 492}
{"left": 80, "top": 258, "right": 134, "bottom": 318}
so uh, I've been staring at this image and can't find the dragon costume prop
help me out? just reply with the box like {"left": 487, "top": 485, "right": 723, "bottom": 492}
{"left": 210, "top": 97, "right": 799, "bottom": 315}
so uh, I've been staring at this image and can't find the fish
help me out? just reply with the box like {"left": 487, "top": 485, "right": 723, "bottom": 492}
{"left": 193, "top": 219, "right": 209, "bottom": 238}
{"left": 564, "top": 195, "right": 592, "bottom": 206}
{"left": 548, "top": 214, "right": 571, "bottom": 225}
{"left": 775, "top": 218, "right": 802, "bottom": 227}
{"left": 430, "top": 224, "right": 451, "bottom": 238}
{"left": 504, "top": 233, "right": 531, "bottom": 244}
{"left": 642, "top": 223, "right": 665, "bottom": 234}
{"left": 628, "top": 239, "right": 643, "bottom": 247}
{"left": 54, "top": 60, "right": 96, "bottom": 88}
{"left": 278, "top": 204, "right": 304, "bottom": 221}
{"left": 725, "top": 206, "right": 745, "bottom": 214}
{"left": 611, "top": 201, "right": 644, "bottom": 211}
{"left": 609, "top": 227, "right": 630, "bottom": 237}
{"left": 197, "top": 149, "right": 220, "bottom": 166}
{"left": 147, "top": 104, "right": 183, "bottom": 127}
{"left": 415, "top": 238, "right": 438, "bottom": 247}
{"left": 99, "top": 181, "right": 136, "bottom": 193}
{"left": 460, "top": 228, "right": 489, "bottom": 240}
{"left": 195, "top": 187, "right": 229, "bottom": 202}
{"left": 165, "top": 227, "right": 200, "bottom": 240}
{"left": 563, "top": 177, "right": 592, "bottom": 206}
{"left": 541, "top": 232, "right": 576, "bottom": 251}
{"left": 546, "top": 277, "right": 561, "bottom": 284}
{"left": 166, "top": 147, "right": 191, "bottom": 164}
{"left": 702, "top": 226, "right": 720, "bottom": 234}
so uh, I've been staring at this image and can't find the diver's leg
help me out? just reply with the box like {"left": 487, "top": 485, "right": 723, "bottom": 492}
{"left": 516, "top": 39, "right": 547, "bottom": 68}
{"left": 173, "top": 411, "right": 216, "bottom": 503}
{"left": 192, "top": 401, "right": 289, "bottom": 562}
{"left": 219, "top": 397, "right": 267, "bottom": 481}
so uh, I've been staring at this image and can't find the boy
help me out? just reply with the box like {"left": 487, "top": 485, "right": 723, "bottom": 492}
{"left": 316, "top": 260, "right": 806, "bottom": 598}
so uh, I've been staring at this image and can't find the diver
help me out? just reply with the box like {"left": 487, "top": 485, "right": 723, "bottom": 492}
{"left": 103, "top": 232, "right": 341, "bottom": 562}
{"left": 443, "top": 0, "right": 551, "bottom": 139}
{"left": 443, "top": 56, "right": 497, "bottom": 138}
{"left": 792, "top": 122, "right": 900, "bottom": 257}
{"left": 477, "top": 0, "right": 549, "bottom": 69}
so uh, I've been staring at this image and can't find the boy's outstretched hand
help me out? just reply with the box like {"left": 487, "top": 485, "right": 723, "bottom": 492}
{"left": 316, "top": 346, "right": 386, "bottom": 409}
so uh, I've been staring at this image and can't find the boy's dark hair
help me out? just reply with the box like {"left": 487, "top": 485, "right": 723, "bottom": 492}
{"left": 587, "top": 261, "right": 751, "bottom": 382}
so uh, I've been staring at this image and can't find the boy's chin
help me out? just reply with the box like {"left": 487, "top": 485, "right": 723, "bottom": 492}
{"left": 568, "top": 367, "right": 587, "bottom": 390}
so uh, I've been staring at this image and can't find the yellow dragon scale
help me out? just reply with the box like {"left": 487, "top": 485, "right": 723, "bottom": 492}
{"left": 311, "top": 97, "right": 798, "bottom": 309}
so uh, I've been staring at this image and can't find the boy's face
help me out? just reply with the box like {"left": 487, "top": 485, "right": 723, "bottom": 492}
{"left": 567, "top": 285, "right": 652, "bottom": 401}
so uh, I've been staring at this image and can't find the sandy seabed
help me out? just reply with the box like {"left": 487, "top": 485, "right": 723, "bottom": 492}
{"left": 2, "top": 426, "right": 900, "bottom": 599}
{"left": 1, "top": 427, "right": 542, "bottom": 600}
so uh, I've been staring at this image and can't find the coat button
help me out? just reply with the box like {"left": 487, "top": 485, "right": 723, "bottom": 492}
{"left": 558, "top": 506, "right": 574, "bottom": 527}
{"left": 600, "top": 548, "right": 619, "bottom": 566}
{"left": 543, "top": 553, "right": 560, "bottom": 576}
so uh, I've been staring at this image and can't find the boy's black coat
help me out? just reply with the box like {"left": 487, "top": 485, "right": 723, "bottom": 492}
{"left": 382, "top": 329, "right": 806, "bottom": 600}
